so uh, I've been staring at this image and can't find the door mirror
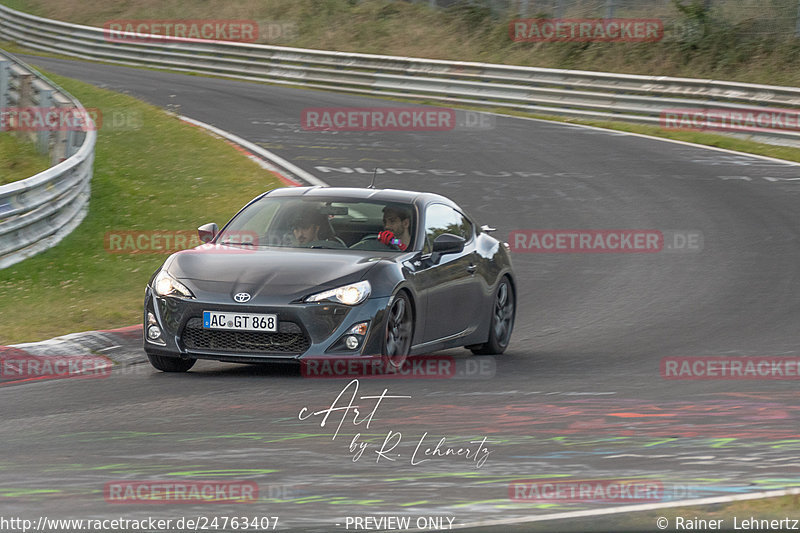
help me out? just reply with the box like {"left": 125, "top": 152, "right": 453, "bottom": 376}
{"left": 198, "top": 222, "right": 218, "bottom": 243}
{"left": 430, "top": 233, "right": 465, "bottom": 263}
{"left": 433, "top": 233, "right": 465, "bottom": 254}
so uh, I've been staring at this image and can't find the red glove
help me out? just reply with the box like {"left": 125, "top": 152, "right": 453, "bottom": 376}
{"left": 378, "top": 231, "right": 406, "bottom": 250}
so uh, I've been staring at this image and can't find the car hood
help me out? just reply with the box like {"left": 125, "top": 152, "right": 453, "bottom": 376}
{"left": 161, "top": 245, "right": 394, "bottom": 303}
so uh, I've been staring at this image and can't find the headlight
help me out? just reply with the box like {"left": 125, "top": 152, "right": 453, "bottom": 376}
{"left": 153, "top": 270, "right": 195, "bottom": 299}
{"left": 305, "top": 280, "right": 371, "bottom": 306}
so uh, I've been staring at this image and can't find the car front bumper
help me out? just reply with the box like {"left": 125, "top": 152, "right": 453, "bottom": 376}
{"left": 143, "top": 288, "right": 391, "bottom": 363}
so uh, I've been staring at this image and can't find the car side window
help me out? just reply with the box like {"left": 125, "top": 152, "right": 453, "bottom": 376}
{"left": 422, "top": 204, "right": 472, "bottom": 254}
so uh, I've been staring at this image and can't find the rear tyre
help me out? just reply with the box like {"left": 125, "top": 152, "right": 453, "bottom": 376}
{"left": 470, "top": 276, "right": 515, "bottom": 355}
{"left": 382, "top": 291, "right": 413, "bottom": 368}
{"left": 147, "top": 353, "right": 196, "bottom": 372}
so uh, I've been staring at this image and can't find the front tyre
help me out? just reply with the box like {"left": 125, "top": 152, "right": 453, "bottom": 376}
{"left": 471, "top": 276, "right": 515, "bottom": 355}
{"left": 382, "top": 291, "right": 413, "bottom": 368}
{"left": 147, "top": 353, "right": 196, "bottom": 372}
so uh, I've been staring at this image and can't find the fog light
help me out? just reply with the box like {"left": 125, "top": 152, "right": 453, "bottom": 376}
{"left": 147, "top": 325, "right": 162, "bottom": 340}
{"left": 345, "top": 335, "right": 359, "bottom": 350}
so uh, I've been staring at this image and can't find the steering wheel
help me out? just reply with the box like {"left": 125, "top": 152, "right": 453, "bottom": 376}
{"left": 350, "top": 235, "right": 395, "bottom": 250}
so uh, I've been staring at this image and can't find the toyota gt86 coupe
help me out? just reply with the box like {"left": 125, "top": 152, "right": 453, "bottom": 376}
{"left": 143, "top": 187, "right": 515, "bottom": 372}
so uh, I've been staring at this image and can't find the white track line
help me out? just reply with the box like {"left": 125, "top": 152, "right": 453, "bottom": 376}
{"left": 493, "top": 111, "right": 800, "bottom": 166}
{"left": 178, "top": 115, "right": 329, "bottom": 186}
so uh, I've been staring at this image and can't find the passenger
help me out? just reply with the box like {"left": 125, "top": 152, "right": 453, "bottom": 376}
{"left": 378, "top": 205, "right": 412, "bottom": 251}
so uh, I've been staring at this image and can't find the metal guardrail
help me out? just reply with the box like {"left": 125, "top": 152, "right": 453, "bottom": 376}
{"left": 1, "top": 3, "right": 800, "bottom": 144}
{"left": 0, "top": 3, "right": 797, "bottom": 271}
{"left": 0, "top": 48, "right": 95, "bottom": 269}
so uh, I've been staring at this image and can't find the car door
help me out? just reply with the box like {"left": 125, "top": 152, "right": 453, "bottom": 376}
{"left": 416, "top": 203, "right": 483, "bottom": 343}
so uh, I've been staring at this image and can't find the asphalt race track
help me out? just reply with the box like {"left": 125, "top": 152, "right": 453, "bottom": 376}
{"left": 2, "top": 55, "right": 800, "bottom": 532}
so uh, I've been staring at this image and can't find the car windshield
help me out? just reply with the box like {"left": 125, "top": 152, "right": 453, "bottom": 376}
{"left": 216, "top": 197, "right": 416, "bottom": 252}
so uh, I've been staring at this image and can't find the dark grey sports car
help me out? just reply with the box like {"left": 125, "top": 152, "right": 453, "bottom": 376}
{"left": 143, "top": 186, "right": 515, "bottom": 372}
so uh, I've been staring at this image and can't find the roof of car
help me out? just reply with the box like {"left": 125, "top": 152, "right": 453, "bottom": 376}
{"left": 263, "top": 186, "right": 456, "bottom": 206}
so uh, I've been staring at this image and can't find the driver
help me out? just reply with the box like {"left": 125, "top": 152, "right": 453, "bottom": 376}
{"left": 290, "top": 207, "right": 344, "bottom": 248}
{"left": 378, "top": 205, "right": 412, "bottom": 251}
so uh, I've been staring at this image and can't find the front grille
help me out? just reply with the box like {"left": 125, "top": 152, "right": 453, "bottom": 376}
{"left": 181, "top": 317, "right": 310, "bottom": 354}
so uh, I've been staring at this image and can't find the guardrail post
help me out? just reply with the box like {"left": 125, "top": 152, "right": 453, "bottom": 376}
{"left": 35, "top": 83, "right": 53, "bottom": 155}
{"left": 50, "top": 93, "right": 71, "bottom": 164}
{"left": 0, "top": 60, "right": 8, "bottom": 115}
{"left": 65, "top": 117, "right": 85, "bottom": 159}
{"left": 554, "top": 0, "right": 564, "bottom": 18}
{"left": 796, "top": 0, "right": 800, "bottom": 37}
{"left": 17, "top": 71, "right": 32, "bottom": 106}
{"left": 15, "top": 71, "right": 33, "bottom": 145}
{"left": 605, "top": 0, "right": 615, "bottom": 19}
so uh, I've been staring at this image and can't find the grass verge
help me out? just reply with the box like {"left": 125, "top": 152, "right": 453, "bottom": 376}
{"left": 0, "top": 69, "right": 283, "bottom": 344}
{"left": 0, "top": 132, "right": 50, "bottom": 185}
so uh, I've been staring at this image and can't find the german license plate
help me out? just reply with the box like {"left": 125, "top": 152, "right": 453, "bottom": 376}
{"left": 203, "top": 311, "right": 277, "bottom": 332}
